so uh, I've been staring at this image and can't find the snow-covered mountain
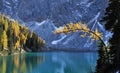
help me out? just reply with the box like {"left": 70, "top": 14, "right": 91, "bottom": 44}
{"left": 0, "top": 0, "right": 109, "bottom": 50}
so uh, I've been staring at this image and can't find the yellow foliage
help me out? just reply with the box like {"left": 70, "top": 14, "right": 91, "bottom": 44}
{"left": 81, "top": 33, "right": 87, "bottom": 38}
{"left": 10, "top": 21, "right": 20, "bottom": 37}
{"left": 68, "top": 23, "right": 74, "bottom": 30}
{"left": 15, "top": 40, "right": 20, "bottom": 49}
{"left": 20, "top": 33, "right": 27, "bottom": 44}
{"left": 80, "top": 23, "right": 90, "bottom": 32}
{"left": 54, "top": 27, "right": 64, "bottom": 34}
{"left": 0, "top": 14, "right": 45, "bottom": 55}
{"left": 74, "top": 23, "right": 81, "bottom": 30}
{"left": 14, "top": 21, "right": 20, "bottom": 36}
{"left": 54, "top": 22, "right": 103, "bottom": 41}
{"left": 1, "top": 31, "right": 8, "bottom": 50}
{"left": 94, "top": 29, "right": 102, "bottom": 39}
{"left": 38, "top": 37, "right": 45, "bottom": 45}
{"left": 89, "top": 29, "right": 102, "bottom": 40}
{"left": 63, "top": 25, "right": 70, "bottom": 34}
{"left": 90, "top": 33, "right": 96, "bottom": 41}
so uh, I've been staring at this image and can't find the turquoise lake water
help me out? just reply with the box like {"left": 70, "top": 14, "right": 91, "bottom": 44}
{"left": 0, "top": 52, "right": 98, "bottom": 73}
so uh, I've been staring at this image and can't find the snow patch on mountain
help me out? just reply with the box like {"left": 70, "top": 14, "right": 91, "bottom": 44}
{"left": 87, "top": 12, "right": 101, "bottom": 25}
{"left": 4, "top": 1, "right": 10, "bottom": 5}
{"left": 36, "top": 21, "right": 46, "bottom": 26}
{"left": 52, "top": 35, "right": 67, "bottom": 45}
{"left": 0, "top": 0, "right": 108, "bottom": 50}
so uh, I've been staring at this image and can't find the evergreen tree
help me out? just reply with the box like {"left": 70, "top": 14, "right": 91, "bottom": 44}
{"left": 96, "top": 42, "right": 111, "bottom": 73}
{"left": 97, "top": 0, "right": 120, "bottom": 72}
{"left": 7, "top": 21, "right": 14, "bottom": 54}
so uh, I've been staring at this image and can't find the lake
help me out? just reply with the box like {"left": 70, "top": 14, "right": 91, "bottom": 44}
{"left": 0, "top": 52, "right": 98, "bottom": 73}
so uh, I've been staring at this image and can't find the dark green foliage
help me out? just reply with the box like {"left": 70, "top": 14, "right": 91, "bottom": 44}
{"left": 25, "top": 32, "right": 45, "bottom": 52}
{"left": 96, "top": 42, "right": 113, "bottom": 73}
{"left": 96, "top": 42, "right": 106, "bottom": 71}
{"left": 0, "top": 14, "right": 45, "bottom": 55}
{"left": 96, "top": 0, "right": 120, "bottom": 72}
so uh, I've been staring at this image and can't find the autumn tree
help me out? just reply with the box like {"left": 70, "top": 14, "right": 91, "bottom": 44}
{"left": 1, "top": 31, "right": 8, "bottom": 51}
{"left": 0, "top": 14, "right": 45, "bottom": 55}
{"left": 54, "top": 22, "right": 108, "bottom": 48}
{"left": 14, "top": 38, "right": 20, "bottom": 50}
{"left": 55, "top": 22, "right": 104, "bottom": 41}
{"left": 54, "top": 22, "right": 111, "bottom": 72}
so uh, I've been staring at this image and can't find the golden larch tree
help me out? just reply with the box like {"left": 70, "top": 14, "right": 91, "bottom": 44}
{"left": 1, "top": 31, "right": 8, "bottom": 50}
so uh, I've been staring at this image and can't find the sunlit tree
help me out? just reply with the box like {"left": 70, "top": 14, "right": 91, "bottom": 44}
{"left": 0, "top": 14, "right": 45, "bottom": 55}
{"left": 54, "top": 22, "right": 110, "bottom": 64}
{"left": 15, "top": 39, "right": 20, "bottom": 50}
{"left": 14, "top": 21, "right": 20, "bottom": 37}
{"left": 1, "top": 31, "right": 8, "bottom": 50}
{"left": 55, "top": 22, "right": 103, "bottom": 41}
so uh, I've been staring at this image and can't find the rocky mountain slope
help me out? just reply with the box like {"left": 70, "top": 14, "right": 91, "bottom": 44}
{"left": 0, "top": 0, "right": 111, "bottom": 50}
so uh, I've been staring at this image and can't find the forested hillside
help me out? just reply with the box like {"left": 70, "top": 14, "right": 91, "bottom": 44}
{"left": 0, "top": 14, "right": 45, "bottom": 55}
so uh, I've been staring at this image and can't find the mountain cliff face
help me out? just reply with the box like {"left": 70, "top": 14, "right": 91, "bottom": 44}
{"left": 0, "top": 0, "right": 109, "bottom": 50}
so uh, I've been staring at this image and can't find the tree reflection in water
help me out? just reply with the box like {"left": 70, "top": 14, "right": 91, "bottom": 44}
{"left": 0, "top": 53, "right": 44, "bottom": 73}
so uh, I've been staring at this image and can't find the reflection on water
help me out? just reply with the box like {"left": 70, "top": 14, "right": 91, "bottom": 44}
{"left": 0, "top": 53, "right": 44, "bottom": 73}
{"left": 0, "top": 52, "right": 97, "bottom": 73}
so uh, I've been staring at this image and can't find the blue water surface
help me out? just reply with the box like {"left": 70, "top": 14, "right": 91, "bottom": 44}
{"left": 0, "top": 52, "right": 98, "bottom": 73}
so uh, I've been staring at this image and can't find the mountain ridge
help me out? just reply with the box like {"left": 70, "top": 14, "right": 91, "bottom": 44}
{"left": 0, "top": 0, "right": 109, "bottom": 50}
